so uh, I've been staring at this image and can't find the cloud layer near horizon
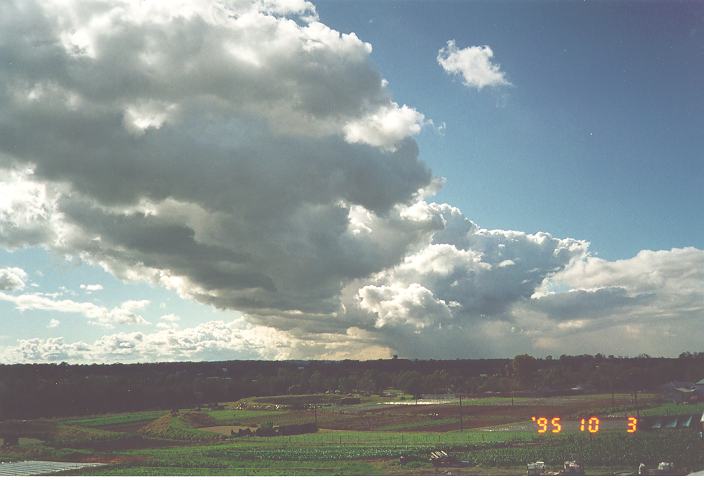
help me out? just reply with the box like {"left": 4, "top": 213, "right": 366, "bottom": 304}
{"left": 0, "top": 0, "right": 702, "bottom": 363}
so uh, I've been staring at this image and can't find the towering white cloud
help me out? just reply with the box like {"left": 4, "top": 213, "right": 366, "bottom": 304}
{"left": 0, "top": 0, "right": 432, "bottom": 318}
{"left": 437, "top": 40, "right": 510, "bottom": 89}
{"left": 346, "top": 201, "right": 591, "bottom": 357}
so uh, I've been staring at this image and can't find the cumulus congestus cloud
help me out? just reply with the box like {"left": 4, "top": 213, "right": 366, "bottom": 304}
{"left": 0, "top": 0, "right": 430, "bottom": 314}
{"left": 0, "top": 0, "right": 702, "bottom": 362}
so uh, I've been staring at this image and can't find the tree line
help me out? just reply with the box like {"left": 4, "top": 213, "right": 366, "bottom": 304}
{"left": 2, "top": 353, "right": 704, "bottom": 420}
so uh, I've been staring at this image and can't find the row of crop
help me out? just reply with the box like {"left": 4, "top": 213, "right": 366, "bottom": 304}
{"left": 465, "top": 431, "right": 704, "bottom": 468}
{"left": 126, "top": 437, "right": 521, "bottom": 464}
{"left": 133, "top": 445, "right": 429, "bottom": 465}
{"left": 60, "top": 410, "right": 167, "bottom": 427}
{"left": 48, "top": 424, "right": 136, "bottom": 448}
{"left": 83, "top": 459, "right": 381, "bottom": 476}
{"left": 219, "top": 429, "right": 533, "bottom": 446}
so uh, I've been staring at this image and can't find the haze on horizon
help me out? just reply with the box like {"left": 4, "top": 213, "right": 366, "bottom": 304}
{"left": 0, "top": 0, "right": 702, "bottom": 363}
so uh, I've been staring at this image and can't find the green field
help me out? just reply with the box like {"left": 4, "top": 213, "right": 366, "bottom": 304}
{"left": 205, "top": 409, "right": 285, "bottom": 424}
{"left": 1, "top": 393, "right": 702, "bottom": 475}
{"left": 60, "top": 411, "right": 168, "bottom": 427}
{"left": 639, "top": 402, "right": 704, "bottom": 417}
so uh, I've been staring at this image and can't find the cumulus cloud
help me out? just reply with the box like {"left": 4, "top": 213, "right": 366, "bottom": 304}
{"left": 0, "top": 292, "right": 149, "bottom": 327}
{"left": 437, "top": 41, "right": 510, "bottom": 89}
{"left": 343, "top": 102, "right": 426, "bottom": 150}
{"left": 358, "top": 282, "right": 459, "bottom": 330}
{"left": 0, "top": 267, "right": 27, "bottom": 291}
{"left": 343, "top": 201, "right": 593, "bottom": 357}
{"left": 1, "top": 319, "right": 296, "bottom": 363}
{"left": 47, "top": 318, "right": 60, "bottom": 328}
{"left": 523, "top": 247, "right": 704, "bottom": 338}
{"left": 0, "top": 0, "right": 433, "bottom": 321}
{"left": 546, "top": 247, "right": 704, "bottom": 296}
{"left": 80, "top": 283, "right": 103, "bottom": 292}
{"left": 2, "top": 317, "right": 401, "bottom": 363}
{"left": 0, "top": 0, "right": 702, "bottom": 362}
{"left": 0, "top": 169, "right": 60, "bottom": 249}
{"left": 338, "top": 202, "right": 703, "bottom": 359}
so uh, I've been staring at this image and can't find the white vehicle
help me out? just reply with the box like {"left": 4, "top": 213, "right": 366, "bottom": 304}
{"left": 527, "top": 461, "right": 546, "bottom": 475}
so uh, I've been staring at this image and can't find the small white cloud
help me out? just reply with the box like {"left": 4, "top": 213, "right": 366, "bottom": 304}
{"left": 48, "top": 318, "right": 60, "bottom": 328}
{"left": 437, "top": 40, "right": 510, "bottom": 90}
{"left": 0, "top": 267, "right": 27, "bottom": 291}
{"left": 123, "top": 101, "right": 178, "bottom": 135}
{"left": 80, "top": 283, "right": 103, "bottom": 293}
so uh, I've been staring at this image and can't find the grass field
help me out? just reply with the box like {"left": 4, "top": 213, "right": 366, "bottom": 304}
{"left": 2, "top": 392, "right": 702, "bottom": 475}
{"left": 205, "top": 409, "right": 286, "bottom": 424}
{"left": 639, "top": 402, "right": 704, "bottom": 416}
{"left": 60, "top": 411, "right": 167, "bottom": 428}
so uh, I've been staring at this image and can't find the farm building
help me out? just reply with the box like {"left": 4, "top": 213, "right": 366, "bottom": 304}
{"left": 694, "top": 379, "right": 704, "bottom": 396}
{"left": 640, "top": 413, "right": 703, "bottom": 431}
{"left": 672, "top": 387, "right": 697, "bottom": 404}
{"left": 661, "top": 381, "right": 704, "bottom": 403}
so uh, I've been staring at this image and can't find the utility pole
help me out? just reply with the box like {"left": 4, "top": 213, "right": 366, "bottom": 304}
{"left": 313, "top": 404, "right": 318, "bottom": 426}
{"left": 458, "top": 393, "right": 463, "bottom": 431}
{"left": 635, "top": 391, "right": 640, "bottom": 418}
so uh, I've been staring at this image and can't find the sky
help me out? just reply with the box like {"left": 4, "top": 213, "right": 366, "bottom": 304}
{"left": 0, "top": 0, "right": 702, "bottom": 363}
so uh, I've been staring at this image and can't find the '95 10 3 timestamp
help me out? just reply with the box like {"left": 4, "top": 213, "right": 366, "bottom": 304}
{"left": 531, "top": 416, "right": 638, "bottom": 434}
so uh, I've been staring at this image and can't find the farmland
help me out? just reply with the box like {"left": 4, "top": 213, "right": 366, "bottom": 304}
{"left": 1, "top": 391, "right": 701, "bottom": 475}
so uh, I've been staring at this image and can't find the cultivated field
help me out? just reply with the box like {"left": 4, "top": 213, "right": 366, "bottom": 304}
{"left": 1, "top": 391, "right": 702, "bottom": 475}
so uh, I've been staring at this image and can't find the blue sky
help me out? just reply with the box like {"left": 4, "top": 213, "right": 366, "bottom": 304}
{"left": 0, "top": 0, "right": 702, "bottom": 362}
{"left": 318, "top": 0, "right": 704, "bottom": 260}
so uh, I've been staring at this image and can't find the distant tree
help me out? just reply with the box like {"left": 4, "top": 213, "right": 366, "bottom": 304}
{"left": 357, "top": 370, "right": 381, "bottom": 394}
{"left": 397, "top": 371, "right": 424, "bottom": 398}
{"left": 512, "top": 354, "right": 538, "bottom": 389}
{"left": 307, "top": 371, "right": 325, "bottom": 392}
